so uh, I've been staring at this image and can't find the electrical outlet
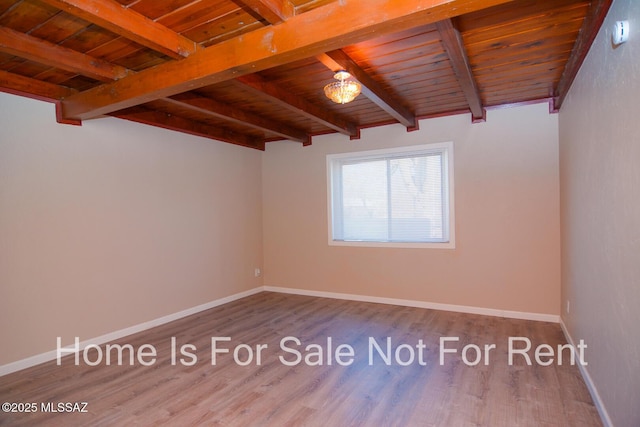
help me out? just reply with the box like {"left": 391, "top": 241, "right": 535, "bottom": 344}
{"left": 254, "top": 268, "right": 262, "bottom": 278}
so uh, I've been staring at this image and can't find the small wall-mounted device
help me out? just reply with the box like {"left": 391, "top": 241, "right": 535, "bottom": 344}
{"left": 613, "top": 20, "right": 629, "bottom": 46}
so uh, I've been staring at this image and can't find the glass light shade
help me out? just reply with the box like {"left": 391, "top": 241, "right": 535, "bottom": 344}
{"left": 324, "top": 71, "right": 362, "bottom": 104}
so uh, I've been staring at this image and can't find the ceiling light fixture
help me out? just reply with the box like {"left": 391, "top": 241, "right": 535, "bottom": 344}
{"left": 324, "top": 70, "right": 362, "bottom": 104}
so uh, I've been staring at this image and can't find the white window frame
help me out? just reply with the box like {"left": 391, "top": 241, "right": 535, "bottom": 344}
{"left": 327, "top": 142, "right": 455, "bottom": 249}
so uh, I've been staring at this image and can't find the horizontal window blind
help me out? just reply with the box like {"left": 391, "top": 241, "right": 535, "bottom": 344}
{"left": 328, "top": 143, "right": 453, "bottom": 246}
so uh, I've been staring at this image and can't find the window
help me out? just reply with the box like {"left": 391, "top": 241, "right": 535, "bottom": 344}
{"left": 327, "top": 142, "right": 454, "bottom": 248}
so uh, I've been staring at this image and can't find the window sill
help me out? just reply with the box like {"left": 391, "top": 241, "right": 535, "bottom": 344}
{"left": 328, "top": 240, "right": 456, "bottom": 249}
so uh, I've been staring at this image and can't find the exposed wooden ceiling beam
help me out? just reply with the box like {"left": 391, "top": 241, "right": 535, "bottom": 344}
{"left": 112, "top": 106, "right": 264, "bottom": 150}
{"left": 240, "top": 0, "right": 294, "bottom": 25}
{"left": 165, "top": 93, "right": 309, "bottom": 144}
{"left": 317, "top": 50, "right": 417, "bottom": 129}
{"left": 0, "top": 69, "right": 76, "bottom": 101}
{"left": 0, "top": 13, "right": 319, "bottom": 143}
{"left": 435, "top": 18, "right": 485, "bottom": 122}
{"left": 58, "top": 0, "right": 515, "bottom": 122}
{"left": 0, "top": 26, "right": 129, "bottom": 82}
{"left": 236, "top": 74, "right": 358, "bottom": 137}
{"left": 39, "top": 0, "right": 198, "bottom": 59}
{"left": 554, "top": 0, "right": 613, "bottom": 110}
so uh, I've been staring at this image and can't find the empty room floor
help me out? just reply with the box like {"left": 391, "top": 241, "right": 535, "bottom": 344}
{"left": 0, "top": 292, "right": 601, "bottom": 426}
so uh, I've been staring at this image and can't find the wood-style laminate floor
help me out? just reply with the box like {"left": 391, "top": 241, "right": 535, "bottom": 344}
{"left": 0, "top": 292, "right": 602, "bottom": 426}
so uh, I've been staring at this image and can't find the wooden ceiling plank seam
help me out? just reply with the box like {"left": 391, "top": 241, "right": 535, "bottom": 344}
{"left": 463, "top": 20, "right": 585, "bottom": 52}
{"left": 469, "top": 38, "right": 577, "bottom": 61}
{"left": 196, "top": 21, "right": 264, "bottom": 47}
{"left": 460, "top": 4, "right": 590, "bottom": 46}
{"left": 348, "top": 40, "right": 444, "bottom": 66}
{"left": 435, "top": 18, "right": 484, "bottom": 122}
{"left": 351, "top": 26, "right": 441, "bottom": 52}
{"left": 481, "top": 80, "right": 554, "bottom": 95}
{"left": 111, "top": 106, "right": 265, "bottom": 150}
{"left": 3, "top": 58, "right": 42, "bottom": 75}
{"left": 57, "top": 0, "right": 515, "bottom": 121}
{"left": 236, "top": 73, "right": 359, "bottom": 137}
{"left": 0, "top": 1, "right": 60, "bottom": 32}
{"left": 155, "top": 2, "right": 243, "bottom": 38}
{"left": 469, "top": 42, "right": 577, "bottom": 72}
{"left": 149, "top": 0, "right": 230, "bottom": 26}
{"left": 318, "top": 49, "right": 417, "bottom": 129}
{"left": 84, "top": 36, "right": 152, "bottom": 68}
{"left": 179, "top": 9, "right": 263, "bottom": 44}
{"left": 38, "top": 0, "right": 199, "bottom": 59}
{"left": 553, "top": 0, "right": 613, "bottom": 110}
{"left": 27, "top": 7, "right": 86, "bottom": 40}
{"left": 32, "top": 67, "right": 77, "bottom": 85}
{"left": 457, "top": 0, "right": 589, "bottom": 33}
{"left": 54, "top": 1, "right": 235, "bottom": 72}
{"left": 0, "top": 2, "right": 19, "bottom": 21}
{"left": 476, "top": 60, "right": 568, "bottom": 83}
{"left": 56, "top": 22, "right": 123, "bottom": 55}
{"left": 0, "top": 25, "right": 129, "bottom": 81}
{"left": 121, "top": 0, "right": 198, "bottom": 22}
{"left": 240, "top": 0, "right": 295, "bottom": 25}
{"left": 406, "top": 86, "right": 466, "bottom": 99}
{"left": 165, "top": 92, "right": 309, "bottom": 143}
{"left": 361, "top": 53, "right": 451, "bottom": 75}
{"left": 475, "top": 59, "right": 570, "bottom": 78}
{"left": 357, "top": 46, "right": 449, "bottom": 70}
{"left": 375, "top": 64, "right": 458, "bottom": 83}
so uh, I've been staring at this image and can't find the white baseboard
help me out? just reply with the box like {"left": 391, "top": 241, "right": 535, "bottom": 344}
{"left": 560, "top": 318, "right": 612, "bottom": 427}
{"left": 264, "top": 286, "right": 560, "bottom": 323}
{"left": 0, "top": 287, "right": 263, "bottom": 377}
{"left": 1, "top": 285, "right": 560, "bottom": 377}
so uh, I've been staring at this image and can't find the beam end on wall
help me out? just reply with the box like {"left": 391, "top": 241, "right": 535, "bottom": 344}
{"left": 471, "top": 109, "right": 487, "bottom": 123}
{"left": 56, "top": 101, "right": 82, "bottom": 126}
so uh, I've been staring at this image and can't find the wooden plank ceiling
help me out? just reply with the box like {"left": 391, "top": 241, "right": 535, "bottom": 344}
{"left": 0, "top": 0, "right": 612, "bottom": 150}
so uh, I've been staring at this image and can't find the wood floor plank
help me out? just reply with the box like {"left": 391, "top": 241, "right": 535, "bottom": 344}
{"left": 0, "top": 292, "right": 602, "bottom": 426}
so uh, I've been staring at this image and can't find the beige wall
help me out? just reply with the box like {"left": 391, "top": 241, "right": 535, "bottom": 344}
{"left": 559, "top": 0, "right": 640, "bottom": 425}
{"left": 263, "top": 103, "right": 561, "bottom": 316}
{"left": 0, "top": 93, "right": 263, "bottom": 365}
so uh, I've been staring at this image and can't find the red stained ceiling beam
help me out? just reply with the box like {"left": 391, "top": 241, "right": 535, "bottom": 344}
{"left": 236, "top": 74, "right": 358, "bottom": 138}
{"left": 240, "top": 0, "right": 294, "bottom": 25}
{"left": 58, "top": 0, "right": 516, "bottom": 122}
{"left": 0, "top": 26, "right": 129, "bottom": 82}
{"left": 435, "top": 18, "right": 485, "bottom": 122}
{"left": 112, "top": 106, "right": 264, "bottom": 150}
{"left": 39, "top": 0, "right": 199, "bottom": 59}
{"left": 0, "top": 69, "right": 76, "bottom": 101}
{"left": 318, "top": 49, "right": 417, "bottom": 129}
{"left": 165, "top": 93, "right": 309, "bottom": 143}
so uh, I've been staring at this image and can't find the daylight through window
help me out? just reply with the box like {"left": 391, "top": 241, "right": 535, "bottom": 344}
{"left": 328, "top": 142, "right": 454, "bottom": 248}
